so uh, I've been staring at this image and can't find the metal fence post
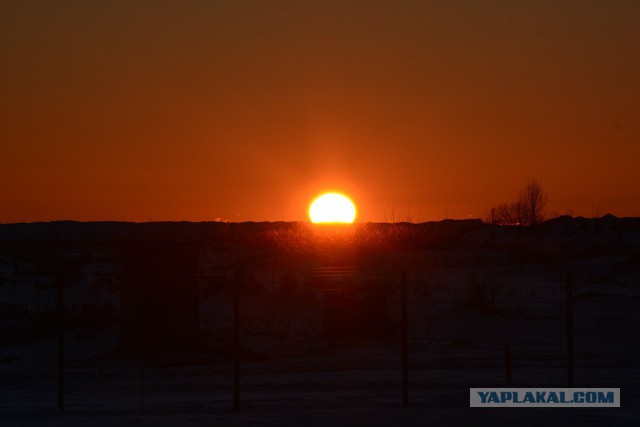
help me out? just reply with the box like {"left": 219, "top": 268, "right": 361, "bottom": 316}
{"left": 566, "top": 269, "right": 574, "bottom": 387}
{"left": 504, "top": 344, "right": 512, "bottom": 385}
{"left": 233, "top": 271, "right": 240, "bottom": 412}
{"left": 139, "top": 360, "right": 144, "bottom": 412}
{"left": 401, "top": 271, "right": 409, "bottom": 407}
{"left": 56, "top": 276, "right": 65, "bottom": 411}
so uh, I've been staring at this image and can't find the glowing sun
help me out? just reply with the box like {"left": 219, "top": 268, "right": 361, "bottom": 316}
{"left": 309, "top": 193, "right": 357, "bottom": 224}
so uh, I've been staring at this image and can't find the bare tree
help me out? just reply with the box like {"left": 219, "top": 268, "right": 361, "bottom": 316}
{"left": 488, "top": 179, "right": 548, "bottom": 226}
{"left": 488, "top": 203, "right": 515, "bottom": 225}
{"left": 517, "top": 179, "right": 547, "bottom": 225}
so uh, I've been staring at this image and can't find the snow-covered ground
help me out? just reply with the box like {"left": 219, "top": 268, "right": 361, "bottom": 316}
{"left": 2, "top": 219, "right": 640, "bottom": 425}
{"left": 3, "top": 391, "right": 640, "bottom": 427}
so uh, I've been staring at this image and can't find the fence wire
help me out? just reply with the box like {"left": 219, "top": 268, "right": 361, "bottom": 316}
{"left": 1, "top": 253, "right": 639, "bottom": 411}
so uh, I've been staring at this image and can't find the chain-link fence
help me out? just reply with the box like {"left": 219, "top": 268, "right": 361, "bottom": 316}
{"left": 1, "top": 247, "right": 639, "bottom": 411}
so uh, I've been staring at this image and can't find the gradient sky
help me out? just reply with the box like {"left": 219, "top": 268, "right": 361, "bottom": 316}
{"left": 1, "top": 1, "right": 639, "bottom": 223}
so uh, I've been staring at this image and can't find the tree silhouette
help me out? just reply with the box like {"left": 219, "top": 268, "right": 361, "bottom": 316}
{"left": 488, "top": 179, "right": 547, "bottom": 226}
{"left": 518, "top": 179, "right": 547, "bottom": 225}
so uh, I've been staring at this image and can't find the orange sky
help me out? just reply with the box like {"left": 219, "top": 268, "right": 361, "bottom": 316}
{"left": 1, "top": 1, "right": 639, "bottom": 223}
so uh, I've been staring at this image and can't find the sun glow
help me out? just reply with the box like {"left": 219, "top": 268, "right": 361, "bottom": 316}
{"left": 309, "top": 193, "right": 357, "bottom": 224}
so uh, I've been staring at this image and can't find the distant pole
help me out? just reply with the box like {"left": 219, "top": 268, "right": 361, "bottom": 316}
{"left": 504, "top": 344, "right": 512, "bottom": 385}
{"left": 401, "top": 271, "right": 409, "bottom": 407}
{"left": 566, "top": 269, "right": 574, "bottom": 387}
{"left": 56, "top": 276, "right": 65, "bottom": 411}
{"left": 233, "top": 271, "right": 240, "bottom": 412}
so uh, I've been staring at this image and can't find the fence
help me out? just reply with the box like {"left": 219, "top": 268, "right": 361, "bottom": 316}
{"left": 1, "top": 251, "right": 639, "bottom": 411}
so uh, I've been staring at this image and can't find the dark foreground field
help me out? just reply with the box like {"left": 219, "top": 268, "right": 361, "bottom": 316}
{"left": 3, "top": 393, "right": 640, "bottom": 427}
{"left": 1, "top": 218, "right": 639, "bottom": 424}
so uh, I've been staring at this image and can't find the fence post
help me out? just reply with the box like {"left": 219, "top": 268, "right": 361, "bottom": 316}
{"left": 233, "top": 271, "right": 240, "bottom": 412}
{"left": 566, "top": 269, "right": 574, "bottom": 387}
{"left": 56, "top": 276, "right": 65, "bottom": 411}
{"left": 504, "top": 344, "right": 512, "bottom": 385}
{"left": 401, "top": 271, "right": 409, "bottom": 407}
{"left": 139, "top": 360, "right": 144, "bottom": 412}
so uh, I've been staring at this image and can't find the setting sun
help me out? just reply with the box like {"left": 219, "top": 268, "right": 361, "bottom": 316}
{"left": 309, "top": 193, "right": 357, "bottom": 224}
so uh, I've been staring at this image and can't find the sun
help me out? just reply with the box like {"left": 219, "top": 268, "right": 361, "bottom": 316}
{"left": 309, "top": 193, "right": 357, "bottom": 224}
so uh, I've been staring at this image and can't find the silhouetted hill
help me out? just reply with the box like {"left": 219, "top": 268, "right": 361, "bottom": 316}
{"left": 1, "top": 218, "right": 639, "bottom": 264}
